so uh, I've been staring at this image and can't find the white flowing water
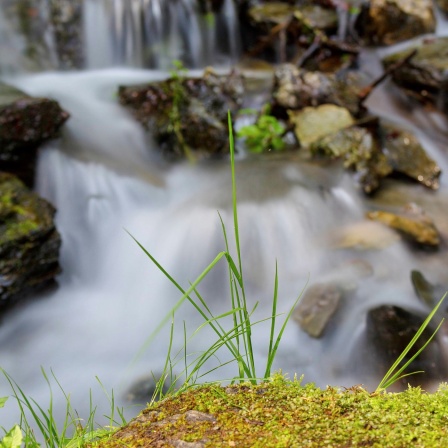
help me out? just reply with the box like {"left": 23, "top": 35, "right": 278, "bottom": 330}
{"left": 1, "top": 67, "right": 448, "bottom": 434}
{"left": 2, "top": 2, "right": 448, "bottom": 440}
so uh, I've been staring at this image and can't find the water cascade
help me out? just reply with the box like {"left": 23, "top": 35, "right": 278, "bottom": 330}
{"left": 1, "top": 0, "right": 448, "bottom": 438}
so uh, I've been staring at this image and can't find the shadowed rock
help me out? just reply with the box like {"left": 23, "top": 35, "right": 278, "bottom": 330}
{"left": 382, "top": 37, "right": 448, "bottom": 109}
{"left": 436, "top": 0, "right": 448, "bottom": 14}
{"left": 0, "top": 173, "right": 61, "bottom": 311}
{"left": 118, "top": 68, "right": 244, "bottom": 159}
{"left": 411, "top": 270, "right": 446, "bottom": 307}
{"left": 0, "top": 82, "right": 69, "bottom": 186}
{"left": 366, "top": 304, "right": 446, "bottom": 387}
{"left": 356, "top": 0, "right": 435, "bottom": 46}
{"left": 381, "top": 124, "right": 441, "bottom": 190}
{"left": 272, "top": 65, "right": 368, "bottom": 117}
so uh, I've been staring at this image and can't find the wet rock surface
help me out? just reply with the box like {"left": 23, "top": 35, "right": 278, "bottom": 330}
{"left": 0, "top": 82, "right": 69, "bottom": 186}
{"left": 50, "top": 0, "right": 84, "bottom": 69}
{"left": 293, "top": 282, "right": 342, "bottom": 338}
{"left": 436, "top": 0, "right": 448, "bottom": 14}
{"left": 382, "top": 37, "right": 448, "bottom": 109}
{"left": 366, "top": 203, "right": 440, "bottom": 248}
{"left": 366, "top": 305, "right": 446, "bottom": 386}
{"left": 356, "top": 0, "right": 435, "bottom": 46}
{"left": 411, "top": 270, "right": 446, "bottom": 307}
{"left": 288, "top": 104, "right": 355, "bottom": 146}
{"left": 381, "top": 124, "right": 441, "bottom": 189}
{"left": 272, "top": 65, "right": 368, "bottom": 117}
{"left": 0, "top": 173, "right": 61, "bottom": 311}
{"left": 118, "top": 68, "right": 244, "bottom": 159}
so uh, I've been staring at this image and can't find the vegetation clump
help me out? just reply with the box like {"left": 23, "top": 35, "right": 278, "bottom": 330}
{"left": 92, "top": 374, "right": 448, "bottom": 447}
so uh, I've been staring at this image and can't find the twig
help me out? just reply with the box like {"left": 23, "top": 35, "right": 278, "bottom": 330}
{"left": 358, "top": 49, "right": 418, "bottom": 104}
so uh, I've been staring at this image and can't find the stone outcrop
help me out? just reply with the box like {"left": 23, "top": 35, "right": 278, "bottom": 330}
{"left": 0, "top": 82, "right": 69, "bottom": 186}
{"left": 366, "top": 305, "right": 446, "bottom": 387}
{"left": 118, "top": 68, "right": 244, "bottom": 159}
{"left": 366, "top": 203, "right": 440, "bottom": 248}
{"left": 356, "top": 0, "right": 435, "bottom": 46}
{"left": 382, "top": 37, "right": 448, "bottom": 110}
{"left": 0, "top": 173, "right": 61, "bottom": 311}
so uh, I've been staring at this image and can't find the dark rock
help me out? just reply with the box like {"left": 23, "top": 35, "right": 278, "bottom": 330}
{"left": 118, "top": 68, "right": 244, "bottom": 159}
{"left": 436, "top": 0, "right": 448, "bottom": 14}
{"left": 50, "top": 0, "right": 84, "bottom": 69}
{"left": 381, "top": 124, "right": 441, "bottom": 190}
{"left": 411, "top": 270, "right": 446, "bottom": 307}
{"left": 0, "top": 172, "right": 61, "bottom": 311}
{"left": 382, "top": 37, "right": 448, "bottom": 109}
{"left": 366, "top": 203, "right": 440, "bottom": 248}
{"left": 0, "top": 82, "right": 69, "bottom": 186}
{"left": 366, "top": 305, "right": 446, "bottom": 387}
{"left": 272, "top": 65, "right": 369, "bottom": 118}
{"left": 356, "top": 0, "right": 435, "bottom": 46}
{"left": 0, "top": 0, "right": 58, "bottom": 72}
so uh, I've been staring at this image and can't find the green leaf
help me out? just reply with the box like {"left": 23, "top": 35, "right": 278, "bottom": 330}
{"left": 0, "top": 397, "right": 7, "bottom": 408}
{"left": 0, "top": 425, "right": 23, "bottom": 448}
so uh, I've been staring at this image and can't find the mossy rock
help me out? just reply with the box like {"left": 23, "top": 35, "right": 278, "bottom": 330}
{"left": 91, "top": 374, "right": 448, "bottom": 447}
{"left": 118, "top": 68, "right": 244, "bottom": 159}
{"left": 0, "top": 172, "right": 61, "bottom": 310}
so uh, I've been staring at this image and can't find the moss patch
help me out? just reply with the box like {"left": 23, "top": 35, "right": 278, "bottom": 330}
{"left": 92, "top": 374, "right": 448, "bottom": 447}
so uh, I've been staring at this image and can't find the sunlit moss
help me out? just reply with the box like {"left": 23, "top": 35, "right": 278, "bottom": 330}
{"left": 91, "top": 374, "right": 448, "bottom": 447}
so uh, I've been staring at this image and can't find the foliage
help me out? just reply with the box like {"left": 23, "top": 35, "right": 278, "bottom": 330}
{"left": 93, "top": 375, "right": 448, "bottom": 448}
{"left": 165, "top": 61, "right": 195, "bottom": 161}
{"left": 129, "top": 111, "right": 304, "bottom": 403}
{"left": 0, "top": 369, "right": 125, "bottom": 448}
{"left": 375, "top": 293, "right": 447, "bottom": 392}
{"left": 0, "top": 397, "right": 22, "bottom": 448}
{"left": 237, "top": 106, "right": 286, "bottom": 153}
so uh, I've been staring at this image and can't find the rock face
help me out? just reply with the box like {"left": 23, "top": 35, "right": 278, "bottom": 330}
{"left": 366, "top": 305, "right": 446, "bottom": 386}
{"left": 0, "top": 82, "right": 69, "bottom": 186}
{"left": 436, "top": 0, "right": 448, "bottom": 14}
{"left": 356, "top": 0, "right": 435, "bottom": 46}
{"left": 381, "top": 124, "right": 441, "bottom": 189}
{"left": 0, "top": 0, "right": 84, "bottom": 72}
{"left": 366, "top": 203, "right": 440, "bottom": 248}
{"left": 382, "top": 37, "right": 448, "bottom": 109}
{"left": 272, "top": 65, "right": 368, "bottom": 117}
{"left": 293, "top": 282, "right": 342, "bottom": 338}
{"left": 0, "top": 173, "right": 61, "bottom": 311}
{"left": 50, "top": 0, "right": 84, "bottom": 69}
{"left": 118, "top": 68, "right": 244, "bottom": 159}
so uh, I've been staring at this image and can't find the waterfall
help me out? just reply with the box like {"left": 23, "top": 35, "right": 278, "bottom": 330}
{"left": 0, "top": 0, "right": 241, "bottom": 73}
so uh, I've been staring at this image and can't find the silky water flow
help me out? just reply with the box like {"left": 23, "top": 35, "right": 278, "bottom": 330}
{"left": 1, "top": 1, "right": 448, "bottom": 437}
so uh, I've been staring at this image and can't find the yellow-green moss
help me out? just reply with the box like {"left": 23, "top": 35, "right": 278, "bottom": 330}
{"left": 91, "top": 374, "right": 448, "bottom": 447}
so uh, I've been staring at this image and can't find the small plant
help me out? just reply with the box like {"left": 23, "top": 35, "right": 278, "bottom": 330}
{"left": 375, "top": 293, "right": 447, "bottom": 392}
{"left": 237, "top": 105, "right": 286, "bottom": 153}
{"left": 0, "top": 369, "right": 125, "bottom": 447}
{"left": 129, "top": 111, "right": 304, "bottom": 401}
{"left": 166, "top": 60, "right": 194, "bottom": 160}
{"left": 0, "top": 397, "right": 22, "bottom": 448}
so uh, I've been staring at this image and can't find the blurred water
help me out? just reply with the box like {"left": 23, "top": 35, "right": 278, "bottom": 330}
{"left": 2, "top": 1, "right": 448, "bottom": 441}
{"left": 1, "top": 67, "right": 448, "bottom": 435}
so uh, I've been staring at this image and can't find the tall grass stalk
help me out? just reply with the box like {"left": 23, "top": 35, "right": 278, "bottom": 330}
{"left": 131, "top": 111, "right": 304, "bottom": 400}
{"left": 0, "top": 368, "right": 125, "bottom": 447}
{"left": 376, "top": 293, "right": 447, "bottom": 392}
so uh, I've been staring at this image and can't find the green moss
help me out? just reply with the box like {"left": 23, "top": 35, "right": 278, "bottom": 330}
{"left": 91, "top": 374, "right": 448, "bottom": 447}
{"left": 0, "top": 186, "right": 39, "bottom": 245}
